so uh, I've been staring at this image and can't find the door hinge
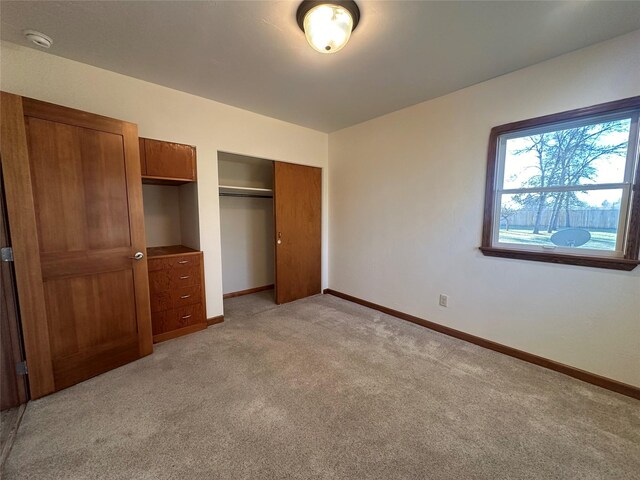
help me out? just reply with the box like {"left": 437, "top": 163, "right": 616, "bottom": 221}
{"left": 15, "top": 361, "right": 28, "bottom": 376}
{"left": 1, "top": 246, "right": 13, "bottom": 262}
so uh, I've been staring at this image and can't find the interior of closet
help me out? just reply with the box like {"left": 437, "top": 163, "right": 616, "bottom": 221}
{"left": 218, "top": 152, "right": 275, "bottom": 301}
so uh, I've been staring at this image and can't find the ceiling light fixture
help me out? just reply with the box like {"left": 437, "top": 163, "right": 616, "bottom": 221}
{"left": 23, "top": 30, "right": 53, "bottom": 48}
{"left": 296, "top": 1, "right": 360, "bottom": 54}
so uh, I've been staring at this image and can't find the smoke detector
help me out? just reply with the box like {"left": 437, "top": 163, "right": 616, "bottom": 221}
{"left": 23, "top": 30, "right": 53, "bottom": 48}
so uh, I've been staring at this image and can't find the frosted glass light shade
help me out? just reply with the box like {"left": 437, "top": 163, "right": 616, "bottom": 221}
{"left": 303, "top": 4, "right": 354, "bottom": 54}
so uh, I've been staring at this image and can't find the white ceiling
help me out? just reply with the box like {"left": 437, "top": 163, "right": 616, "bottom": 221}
{"left": 2, "top": 1, "right": 639, "bottom": 132}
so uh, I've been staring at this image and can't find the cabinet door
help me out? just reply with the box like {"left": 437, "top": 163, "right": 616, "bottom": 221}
{"left": 0, "top": 93, "right": 153, "bottom": 398}
{"left": 144, "top": 138, "right": 196, "bottom": 181}
{"left": 273, "top": 162, "right": 321, "bottom": 304}
{"left": 139, "top": 138, "right": 147, "bottom": 175}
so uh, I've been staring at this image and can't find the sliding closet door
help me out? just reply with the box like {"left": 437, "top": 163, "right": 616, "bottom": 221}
{"left": 0, "top": 93, "right": 152, "bottom": 398}
{"left": 273, "top": 162, "right": 321, "bottom": 304}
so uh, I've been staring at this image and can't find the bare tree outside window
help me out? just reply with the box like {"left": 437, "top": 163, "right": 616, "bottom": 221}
{"left": 508, "top": 120, "right": 628, "bottom": 238}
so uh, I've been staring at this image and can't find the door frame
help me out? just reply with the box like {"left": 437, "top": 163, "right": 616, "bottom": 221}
{"left": 0, "top": 92, "right": 152, "bottom": 398}
{"left": 1, "top": 92, "right": 54, "bottom": 398}
{"left": 0, "top": 163, "right": 29, "bottom": 409}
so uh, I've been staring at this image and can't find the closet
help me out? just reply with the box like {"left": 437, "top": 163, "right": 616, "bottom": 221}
{"left": 218, "top": 152, "right": 321, "bottom": 305}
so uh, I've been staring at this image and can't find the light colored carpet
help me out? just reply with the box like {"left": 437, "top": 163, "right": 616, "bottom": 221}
{"left": 3, "top": 292, "right": 640, "bottom": 479}
{"left": 0, "top": 409, "right": 18, "bottom": 458}
{"left": 0, "top": 406, "right": 24, "bottom": 471}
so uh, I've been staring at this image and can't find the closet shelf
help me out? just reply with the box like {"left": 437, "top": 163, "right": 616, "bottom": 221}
{"left": 219, "top": 185, "right": 273, "bottom": 198}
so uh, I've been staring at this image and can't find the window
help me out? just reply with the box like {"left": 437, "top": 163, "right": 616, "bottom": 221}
{"left": 481, "top": 97, "right": 640, "bottom": 271}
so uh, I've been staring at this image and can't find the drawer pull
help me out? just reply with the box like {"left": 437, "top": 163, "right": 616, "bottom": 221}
{"left": 181, "top": 314, "right": 192, "bottom": 319}
{"left": 177, "top": 260, "right": 189, "bottom": 264}
{"left": 179, "top": 275, "right": 190, "bottom": 279}
{"left": 180, "top": 295, "right": 191, "bottom": 299}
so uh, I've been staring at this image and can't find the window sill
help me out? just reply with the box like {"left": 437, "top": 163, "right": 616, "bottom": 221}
{"left": 479, "top": 247, "right": 640, "bottom": 271}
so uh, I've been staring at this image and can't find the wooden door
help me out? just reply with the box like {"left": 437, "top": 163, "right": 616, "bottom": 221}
{"left": 0, "top": 165, "right": 28, "bottom": 410}
{"left": 0, "top": 93, "right": 152, "bottom": 398}
{"left": 273, "top": 162, "right": 321, "bottom": 304}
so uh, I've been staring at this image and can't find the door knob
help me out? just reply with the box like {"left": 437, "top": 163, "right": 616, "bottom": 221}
{"left": 129, "top": 251, "right": 144, "bottom": 260}
{"left": 277, "top": 232, "right": 282, "bottom": 245}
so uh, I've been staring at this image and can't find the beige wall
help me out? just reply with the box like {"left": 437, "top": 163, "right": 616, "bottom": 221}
{"left": 1, "top": 41, "right": 328, "bottom": 318}
{"left": 142, "top": 184, "right": 200, "bottom": 249}
{"left": 142, "top": 185, "right": 182, "bottom": 247}
{"left": 328, "top": 30, "right": 640, "bottom": 387}
{"left": 178, "top": 182, "right": 201, "bottom": 250}
{"left": 218, "top": 152, "right": 274, "bottom": 188}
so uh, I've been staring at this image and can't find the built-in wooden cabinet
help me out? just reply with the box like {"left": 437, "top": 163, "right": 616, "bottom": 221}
{"left": 147, "top": 245, "right": 207, "bottom": 343}
{"left": 140, "top": 135, "right": 205, "bottom": 343}
{"left": 140, "top": 137, "right": 196, "bottom": 185}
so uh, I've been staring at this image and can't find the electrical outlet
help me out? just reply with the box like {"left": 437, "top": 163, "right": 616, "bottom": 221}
{"left": 439, "top": 294, "right": 448, "bottom": 307}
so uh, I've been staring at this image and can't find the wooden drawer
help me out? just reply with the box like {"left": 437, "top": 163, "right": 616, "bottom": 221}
{"left": 149, "top": 265, "right": 200, "bottom": 293}
{"left": 173, "top": 285, "right": 200, "bottom": 308}
{"left": 147, "top": 253, "right": 200, "bottom": 272}
{"left": 171, "top": 265, "right": 200, "bottom": 288}
{"left": 170, "top": 254, "right": 200, "bottom": 268}
{"left": 145, "top": 247, "right": 208, "bottom": 343}
{"left": 148, "top": 256, "right": 172, "bottom": 272}
{"left": 150, "top": 290, "right": 172, "bottom": 313}
{"left": 150, "top": 284, "right": 201, "bottom": 312}
{"left": 149, "top": 269, "right": 171, "bottom": 294}
{"left": 143, "top": 138, "right": 196, "bottom": 181}
{"left": 152, "top": 303, "right": 204, "bottom": 335}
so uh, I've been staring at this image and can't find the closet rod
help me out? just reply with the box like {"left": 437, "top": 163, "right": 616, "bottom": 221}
{"left": 219, "top": 193, "right": 273, "bottom": 199}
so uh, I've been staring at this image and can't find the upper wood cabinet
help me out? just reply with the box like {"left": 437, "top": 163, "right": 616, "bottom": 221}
{"left": 139, "top": 137, "right": 196, "bottom": 185}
